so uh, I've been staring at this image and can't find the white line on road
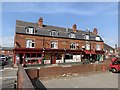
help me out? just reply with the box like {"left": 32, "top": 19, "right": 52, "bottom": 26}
{"left": 0, "top": 76, "right": 17, "bottom": 80}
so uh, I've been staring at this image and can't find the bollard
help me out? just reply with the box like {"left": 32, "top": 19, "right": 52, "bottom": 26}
{"left": 14, "top": 80, "right": 17, "bottom": 89}
{"left": 102, "top": 65, "right": 106, "bottom": 72}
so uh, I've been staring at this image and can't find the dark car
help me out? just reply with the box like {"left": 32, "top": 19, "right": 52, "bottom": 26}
{"left": 0, "top": 54, "right": 7, "bottom": 68}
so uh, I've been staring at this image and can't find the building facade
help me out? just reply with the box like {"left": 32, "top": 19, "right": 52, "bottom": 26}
{"left": 13, "top": 17, "right": 104, "bottom": 66}
{"left": 0, "top": 46, "right": 13, "bottom": 57}
{"left": 104, "top": 43, "right": 115, "bottom": 59}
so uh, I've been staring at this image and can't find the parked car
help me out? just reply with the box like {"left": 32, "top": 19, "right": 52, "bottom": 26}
{"left": 0, "top": 54, "right": 7, "bottom": 68}
{"left": 109, "top": 58, "right": 120, "bottom": 73}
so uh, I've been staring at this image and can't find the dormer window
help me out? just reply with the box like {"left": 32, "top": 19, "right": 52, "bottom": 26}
{"left": 50, "top": 31, "right": 58, "bottom": 36}
{"left": 69, "top": 33, "right": 75, "bottom": 38}
{"left": 96, "top": 36, "right": 100, "bottom": 41}
{"left": 25, "top": 27, "right": 35, "bottom": 34}
{"left": 84, "top": 35, "right": 89, "bottom": 40}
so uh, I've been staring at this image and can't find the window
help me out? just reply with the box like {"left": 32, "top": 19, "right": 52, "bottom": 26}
{"left": 85, "top": 43, "right": 90, "bottom": 50}
{"left": 26, "top": 27, "right": 35, "bottom": 34}
{"left": 96, "top": 44, "right": 101, "bottom": 50}
{"left": 110, "top": 49, "right": 113, "bottom": 53}
{"left": 84, "top": 35, "right": 89, "bottom": 40}
{"left": 50, "top": 31, "right": 58, "bottom": 36}
{"left": 51, "top": 41, "right": 58, "bottom": 49}
{"left": 69, "top": 33, "right": 75, "bottom": 38}
{"left": 70, "top": 43, "right": 76, "bottom": 49}
{"left": 96, "top": 36, "right": 100, "bottom": 41}
{"left": 26, "top": 39, "right": 35, "bottom": 48}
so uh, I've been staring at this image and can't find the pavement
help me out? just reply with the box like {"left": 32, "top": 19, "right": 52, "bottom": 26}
{"left": 0, "top": 66, "right": 18, "bottom": 89}
{"left": 41, "top": 71, "right": 119, "bottom": 88}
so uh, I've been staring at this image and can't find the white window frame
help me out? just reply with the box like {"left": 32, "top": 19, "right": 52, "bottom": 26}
{"left": 26, "top": 39, "right": 35, "bottom": 48}
{"left": 96, "top": 36, "right": 100, "bottom": 41}
{"left": 69, "top": 33, "right": 76, "bottom": 38}
{"left": 26, "top": 27, "right": 35, "bottom": 34}
{"left": 50, "top": 31, "right": 58, "bottom": 36}
{"left": 84, "top": 35, "right": 89, "bottom": 40}
{"left": 110, "top": 49, "right": 113, "bottom": 53}
{"left": 70, "top": 42, "right": 76, "bottom": 50}
{"left": 85, "top": 43, "right": 90, "bottom": 50}
{"left": 51, "top": 41, "right": 58, "bottom": 49}
{"left": 96, "top": 44, "right": 101, "bottom": 50}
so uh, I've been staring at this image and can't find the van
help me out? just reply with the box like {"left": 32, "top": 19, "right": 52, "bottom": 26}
{"left": 109, "top": 58, "right": 120, "bottom": 73}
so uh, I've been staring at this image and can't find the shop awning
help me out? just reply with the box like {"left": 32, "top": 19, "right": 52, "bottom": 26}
{"left": 84, "top": 50, "right": 96, "bottom": 54}
{"left": 95, "top": 51, "right": 105, "bottom": 54}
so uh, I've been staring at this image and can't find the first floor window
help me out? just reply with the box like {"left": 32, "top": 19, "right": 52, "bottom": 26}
{"left": 85, "top": 43, "right": 90, "bottom": 50}
{"left": 26, "top": 39, "right": 35, "bottom": 48}
{"left": 96, "top": 44, "right": 101, "bottom": 50}
{"left": 70, "top": 43, "right": 76, "bottom": 49}
{"left": 110, "top": 49, "right": 113, "bottom": 53}
{"left": 51, "top": 41, "right": 58, "bottom": 49}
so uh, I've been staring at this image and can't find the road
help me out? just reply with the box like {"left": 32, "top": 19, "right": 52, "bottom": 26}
{"left": 0, "top": 67, "right": 17, "bottom": 89}
{"left": 42, "top": 72, "right": 119, "bottom": 88}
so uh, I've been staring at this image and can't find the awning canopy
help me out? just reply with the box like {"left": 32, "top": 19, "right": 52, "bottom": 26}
{"left": 84, "top": 50, "right": 96, "bottom": 54}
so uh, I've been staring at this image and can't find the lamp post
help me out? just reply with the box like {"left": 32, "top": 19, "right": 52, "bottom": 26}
{"left": 89, "top": 30, "right": 92, "bottom": 62}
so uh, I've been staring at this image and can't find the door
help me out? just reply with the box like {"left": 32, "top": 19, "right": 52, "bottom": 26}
{"left": 117, "top": 60, "right": 120, "bottom": 71}
{"left": 51, "top": 54, "right": 56, "bottom": 64}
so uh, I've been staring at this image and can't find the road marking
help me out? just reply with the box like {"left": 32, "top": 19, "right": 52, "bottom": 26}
{"left": 0, "top": 70, "right": 4, "bottom": 72}
{"left": 0, "top": 76, "right": 17, "bottom": 80}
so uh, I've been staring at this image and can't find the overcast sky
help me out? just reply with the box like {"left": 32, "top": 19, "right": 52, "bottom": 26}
{"left": 1, "top": 1, "right": 119, "bottom": 48}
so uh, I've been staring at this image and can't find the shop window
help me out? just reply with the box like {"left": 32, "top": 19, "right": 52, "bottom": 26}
{"left": 70, "top": 43, "right": 76, "bottom": 49}
{"left": 69, "top": 33, "right": 75, "bottom": 38}
{"left": 51, "top": 41, "right": 58, "bottom": 49}
{"left": 26, "top": 39, "right": 35, "bottom": 48}
{"left": 25, "top": 27, "right": 35, "bottom": 34}
{"left": 65, "top": 54, "right": 73, "bottom": 59}
{"left": 96, "top": 44, "right": 101, "bottom": 50}
{"left": 50, "top": 31, "right": 58, "bottom": 36}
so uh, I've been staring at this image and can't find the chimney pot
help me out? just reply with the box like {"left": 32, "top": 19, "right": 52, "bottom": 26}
{"left": 38, "top": 17, "right": 43, "bottom": 28}
{"left": 93, "top": 28, "right": 98, "bottom": 35}
{"left": 73, "top": 24, "right": 77, "bottom": 32}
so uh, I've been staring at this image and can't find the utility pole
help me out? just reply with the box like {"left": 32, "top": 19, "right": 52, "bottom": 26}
{"left": 89, "top": 30, "right": 92, "bottom": 62}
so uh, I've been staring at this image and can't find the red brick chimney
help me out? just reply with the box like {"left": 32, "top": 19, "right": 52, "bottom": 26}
{"left": 38, "top": 17, "right": 43, "bottom": 28}
{"left": 73, "top": 24, "right": 77, "bottom": 32}
{"left": 93, "top": 28, "right": 98, "bottom": 35}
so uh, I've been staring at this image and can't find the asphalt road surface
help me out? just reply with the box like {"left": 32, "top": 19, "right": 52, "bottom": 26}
{"left": 0, "top": 67, "right": 17, "bottom": 89}
{"left": 42, "top": 72, "right": 119, "bottom": 88}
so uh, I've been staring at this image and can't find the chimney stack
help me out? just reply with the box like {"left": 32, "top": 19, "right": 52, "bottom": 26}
{"left": 93, "top": 28, "right": 98, "bottom": 35}
{"left": 38, "top": 17, "right": 43, "bottom": 28}
{"left": 73, "top": 24, "right": 77, "bottom": 32}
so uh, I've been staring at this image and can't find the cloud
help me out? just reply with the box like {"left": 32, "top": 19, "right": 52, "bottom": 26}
{"left": 2, "top": 2, "right": 118, "bottom": 16}
{"left": 2, "top": 36, "right": 14, "bottom": 47}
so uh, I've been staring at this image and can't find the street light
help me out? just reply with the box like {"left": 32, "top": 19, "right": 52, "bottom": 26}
{"left": 88, "top": 29, "right": 92, "bottom": 62}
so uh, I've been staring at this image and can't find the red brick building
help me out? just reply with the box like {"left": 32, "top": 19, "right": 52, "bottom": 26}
{"left": 0, "top": 46, "right": 13, "bottom": 57}
{"left": 13, "top": 17, "right": 104, "bottom": 66}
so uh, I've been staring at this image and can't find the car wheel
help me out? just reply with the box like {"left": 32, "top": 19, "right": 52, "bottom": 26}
{"left": 111, "top": 68, "right": 117, "bottom": 73}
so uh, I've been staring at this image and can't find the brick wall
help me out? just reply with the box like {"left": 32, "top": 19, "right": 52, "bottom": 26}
{"left": 26, "top": 63, "right": 109, "bottom": 80}
{"left": 17, "top": 65, "right": 35, "bottom": 89}
{"left": 15, "top": 34, "right": 104, "bottom": 50}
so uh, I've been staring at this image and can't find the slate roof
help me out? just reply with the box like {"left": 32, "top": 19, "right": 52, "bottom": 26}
{"left": 15, "top": 20, "right": 103, "bottom": 41}
{"left": 1, "top": 47, "right": 13, "bottom": 50}
{"left": 104, "top": 43, "right": 115, "bottom": 50}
